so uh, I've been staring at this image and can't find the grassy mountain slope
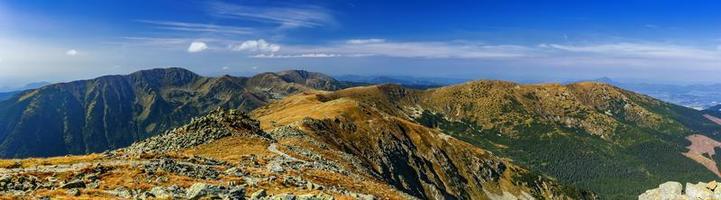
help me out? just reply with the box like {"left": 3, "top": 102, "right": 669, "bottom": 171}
{"left": 252, "top": 90, "right": 595, "bottom": 199}
{"left": 298, "top": 82, "right": 721, "bottom": 199}
{"left": 0, "top": 68, "right": 344, "bottom": 158}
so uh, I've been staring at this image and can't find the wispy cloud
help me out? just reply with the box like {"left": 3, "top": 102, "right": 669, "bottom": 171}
{"left": 207, "top": 1, "right": 334, "bottom": 29}
{"left": 252, "top": 53, "right": 342, "bottom": 58}
{"left": 540, "top": 43, "right": 721, "bottom": 61}
{"left": 137, "top": 20, "right": 255, "bottom": 35}
{"left": 119, "top": 37, "right": 193, "bottom": 47}
{"left": 346, "top": 39, "right": 385, "bottom": 44}
{"left": 229, "top": 39, "right": 280, "bottom": 52}
{"left": 276, "top": 39, "right": 535, "bottom": 59}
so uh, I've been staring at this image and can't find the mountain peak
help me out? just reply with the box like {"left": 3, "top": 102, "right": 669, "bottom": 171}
{"left": 129, "top": 67, "right": 200, "bottom": 79}
{"left": 128, "top": 67, "right": 202, "bottom": 88}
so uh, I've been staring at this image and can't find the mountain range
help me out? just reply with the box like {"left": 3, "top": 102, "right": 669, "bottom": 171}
{"left": 0, "top": 68, "right": 718, "bottom": 199}
{"left": 0, "top": 68, "right": 345, "bottom": 158}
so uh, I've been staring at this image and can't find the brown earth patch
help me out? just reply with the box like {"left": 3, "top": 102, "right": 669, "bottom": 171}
{"left": 683, "top": 134, "right": 721, "bottom": 177}
{"left": 704, "top": 114, "right": 721, "bottom": 126}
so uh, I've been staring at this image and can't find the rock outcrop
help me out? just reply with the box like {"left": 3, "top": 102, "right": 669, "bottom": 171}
{"left": 639, "top": 181, "right": 721, "bottom": 200}
{"left": 124, "top": 108, "right": 271, "bottom": 154}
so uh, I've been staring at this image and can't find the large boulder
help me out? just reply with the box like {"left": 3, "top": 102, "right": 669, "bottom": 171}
{"left": 686, "top": 182, "right": 713, "bottom": 200}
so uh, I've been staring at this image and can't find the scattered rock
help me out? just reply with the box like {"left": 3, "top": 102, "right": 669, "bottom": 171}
{"left": 272, "top": 193, "right": 296, "bottom": 200}
{"left": 112, "top": 187, "right": 132, "bottom": 198}
{"left": 150, "top": 186, "right": 172, "bottom": 199}
{"left": 60, "top": 179, "right": 85, "bottom": 189}
{"left": 307, "top": 182, "right": 323, "bottom": 190}
{"left": 225, "top": 166, "right": 246, "bottom": 176}
{"left": 187, "top": 183, "right": 218, "bottom": 200}
{"left": 250, "top": 189, "right": 267, "bottom": 200}
{"left": 708, "top": 181, "right": 718, "bottom": 190}
{"left": 640, "top": 181, "right": 721, "bottom": 200}
{"left": 185, "top": 182, "right": 245, "bottom": 200}
{"left": 268, "top": 162, "right": 285, "bottom": 173}
{"left": 0, "top": 174, "right": 42, "bottom": 192}
{"left": 297, "top": 193, "right": 334, "bottom": 200}
{"left": 659, "top": 181, "right": 683, "bottom": 197}
{"left": 142, "top": 158, "right": 220, "bottom": 179}
{"left": 686, "top": 182, "right": 714, "bottom": 200}
{"left": 66, "top": 188, "right": 80, "bottom": 196}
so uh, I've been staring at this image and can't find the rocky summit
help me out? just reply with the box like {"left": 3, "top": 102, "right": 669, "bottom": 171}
{"left": 639, "top": 181, "right": 721, "bottom": 200}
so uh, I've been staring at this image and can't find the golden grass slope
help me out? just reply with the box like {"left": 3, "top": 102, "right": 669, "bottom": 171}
{"left": 253, "top": 88, "right": 593, "bottom": 199}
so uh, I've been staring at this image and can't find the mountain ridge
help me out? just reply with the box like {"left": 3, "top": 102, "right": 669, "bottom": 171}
{"left": 0, "top": 68, "right": 345, "bottom": 158}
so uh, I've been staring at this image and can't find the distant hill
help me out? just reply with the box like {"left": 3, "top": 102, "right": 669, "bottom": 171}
{"left": 573, "top": 78, "right": 721, "bottom": 110}
{"left": 0, "top": 68, "right": 346, "bottom": 158}
{"left": 334, "top": 74, "right": 468, "bottom": 89}
{"left": 0, "top": 91, "right": 19, "bottom": 102}
{"left": 0, "top": 81, "right": 51, "bottom": 101}
{"left": 0, "top": 81, "right": 51, "bottom": 93}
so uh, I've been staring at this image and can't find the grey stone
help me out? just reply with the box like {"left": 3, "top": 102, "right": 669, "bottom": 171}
{"left": 150, "top": 186, "right": 172, "bottom": 199}
{"left": 250, "top": 189, "right": 267, "bottom": 200}
{"left": 66, "top": 188, "right": 80, "bottom": 196}
{"left": 659, "top": 181, "right": 682, "bottom": 197}
{"left": 187, "top": 183, "right": 212, "bottom": 199}
{"left": 272, "top": 193, "right": 296, "bottom": 200}
{"left": 686, "top": 182, "right": 713, "bottom": 200}
{"left": 60, "top": 180, "right": 85, "bottom": 189}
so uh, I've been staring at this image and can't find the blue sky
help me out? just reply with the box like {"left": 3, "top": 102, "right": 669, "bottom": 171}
{"left": 1, "top": 0, "right": 721, "bottom": 89}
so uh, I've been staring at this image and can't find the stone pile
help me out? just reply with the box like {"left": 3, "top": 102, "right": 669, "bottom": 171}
{"left": 0, "top": 174, "right": 45, "bottom": 194}
{"left": 141, "top": 158, "right": 221, "bottom": 180}
{"left": 124, "top": 109, "right": 272, "bottom": 154}
{"left": 639, "top": 181, "right": 721, "bottom": 200}
{"left": 249, "top": 189, "right": 335, "bottom": 200}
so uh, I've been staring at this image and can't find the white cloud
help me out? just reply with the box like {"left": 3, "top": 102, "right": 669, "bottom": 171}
{"left": 66, "top": 49, "right": 78, "bottom": 56}
{"left": 222, "top": 66, "right": 229, "bottom": 70}
{"left": 347, "top": 39, "right": 385, "bottom": 44}
{"left": 230, "top": 39, "right": 280, "bottom": 53}
{"left": 187, "top": 42, "right": 208, "bottom": 53}
{"left": 208, "top": 2, "right": 334, "bottom": 29}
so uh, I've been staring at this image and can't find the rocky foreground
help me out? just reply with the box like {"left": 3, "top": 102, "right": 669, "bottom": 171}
{"left": 0, "top": 109, "right": 386, "bottom": 199}
{"left": 639, "top": 181, "right": 721, "bottom": 200}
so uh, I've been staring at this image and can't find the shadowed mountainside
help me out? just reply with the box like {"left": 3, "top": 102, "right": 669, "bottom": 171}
{"left": 0, "top": 68, "right": 346, "bottom": 158}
